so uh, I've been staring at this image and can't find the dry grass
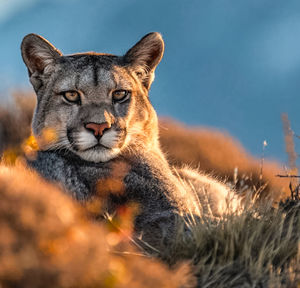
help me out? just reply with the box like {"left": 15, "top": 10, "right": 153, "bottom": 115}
{"left": 166, "top": 200, "right": 300, "bottom": 287}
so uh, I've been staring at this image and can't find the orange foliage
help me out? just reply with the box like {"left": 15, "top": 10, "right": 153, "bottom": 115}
{"left": 0, "top": 164, "right": 195, "bottom": 287}
{"left": 96, "top": 161, "right": 130, "bottom": 197}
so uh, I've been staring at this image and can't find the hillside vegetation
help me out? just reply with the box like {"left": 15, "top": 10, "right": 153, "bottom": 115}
{"left": 0, "top": 91, "right": 299, "bottom": 287}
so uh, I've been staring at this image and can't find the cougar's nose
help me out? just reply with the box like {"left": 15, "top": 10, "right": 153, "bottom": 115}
{"left": 85, "top": 122, "right": 111, "bottom": 138}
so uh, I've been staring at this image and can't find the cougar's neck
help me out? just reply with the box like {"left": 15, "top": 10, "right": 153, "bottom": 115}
{"left": 122, "top": 106, "right": 169, "bottom": 165}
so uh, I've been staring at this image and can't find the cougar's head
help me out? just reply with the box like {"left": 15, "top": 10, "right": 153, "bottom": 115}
{"left": 21, "top": 33, "right": 164, "bottom": 162}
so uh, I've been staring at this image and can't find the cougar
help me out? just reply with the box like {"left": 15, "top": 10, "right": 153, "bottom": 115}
{"left": 21, "top": 32, "right": 238, "bottom": 250}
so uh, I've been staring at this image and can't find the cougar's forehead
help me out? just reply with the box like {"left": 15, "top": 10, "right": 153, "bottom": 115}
{"left": 53, "top": 54, "right": 134, "bottom": 101}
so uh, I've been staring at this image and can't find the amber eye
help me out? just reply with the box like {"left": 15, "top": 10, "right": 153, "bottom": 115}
{"left": 62, "top": 91, "right": 80, "bottom": 103}
{"left": 112, "top": 90, "right": 130, "bottom": 103}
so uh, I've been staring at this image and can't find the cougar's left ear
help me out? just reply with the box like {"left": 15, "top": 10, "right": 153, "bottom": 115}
{"left": 124, "top": 32, "right": 164, "bottom": 90}
{"left": 21, "top": 33, "right": 62, "bottom": 91}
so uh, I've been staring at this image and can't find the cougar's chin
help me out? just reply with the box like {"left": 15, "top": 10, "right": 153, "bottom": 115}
{"left": 67, "top": 128, "right": 125, "bottom": 163}
{"left": 74, "top": 147, "right": 121, "bottom": 163}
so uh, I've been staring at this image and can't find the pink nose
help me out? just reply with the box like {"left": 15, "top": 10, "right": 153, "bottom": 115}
{"left": 85, "top": 122, "right": 110, "bottom": 137}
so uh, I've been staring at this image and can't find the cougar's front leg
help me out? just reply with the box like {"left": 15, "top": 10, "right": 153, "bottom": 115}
{"left": 27, "top": 151, "right": 90, "bottom": 200}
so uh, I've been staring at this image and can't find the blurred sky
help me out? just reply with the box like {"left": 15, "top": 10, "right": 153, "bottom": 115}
{"left": 0, "top": 0, "right": 300, "bottom": 164}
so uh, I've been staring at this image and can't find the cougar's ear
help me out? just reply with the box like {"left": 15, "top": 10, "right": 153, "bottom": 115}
{"left": 124, "top": 32, "right": 164, "bottom": 90}
{"left": 21, "top": 34, "right": 62, "bottom": 91}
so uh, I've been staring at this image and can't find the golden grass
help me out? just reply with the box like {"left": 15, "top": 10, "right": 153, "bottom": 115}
{"left": 167, "top": 199, "right": 300, "bottom": 287}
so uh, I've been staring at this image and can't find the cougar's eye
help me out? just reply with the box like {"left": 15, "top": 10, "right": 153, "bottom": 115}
{"left": 62, "top": 91, "right": 81, "bottom": 104}
{"left": 112, "top": 90, "right": 130, "bottom": 103}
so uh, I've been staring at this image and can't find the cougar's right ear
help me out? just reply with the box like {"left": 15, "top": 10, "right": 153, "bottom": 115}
{"left": 21, "top": 34, "right": 62, "bottom": 91}
{"left": 124, "top": 32, "right": 164, "bottom": 90}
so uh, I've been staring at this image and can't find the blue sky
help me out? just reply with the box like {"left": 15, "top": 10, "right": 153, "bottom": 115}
{"left": 1, "top": 0, "right": 300, "bottom": 164}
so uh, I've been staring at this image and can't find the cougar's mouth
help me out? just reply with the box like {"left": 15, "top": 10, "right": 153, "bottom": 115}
{"left": 81, "top": 143, "right": 111, "bottom": 151}
{"left": 65, "top": 127, "right": 126, "bottom": 162}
